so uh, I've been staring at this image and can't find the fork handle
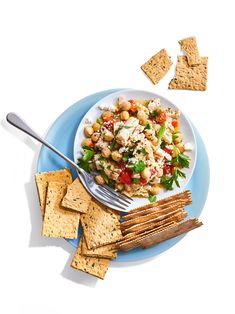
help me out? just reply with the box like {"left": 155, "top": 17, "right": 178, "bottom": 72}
{"left": 6, "top": 112, "right": 81, "bottom": 172}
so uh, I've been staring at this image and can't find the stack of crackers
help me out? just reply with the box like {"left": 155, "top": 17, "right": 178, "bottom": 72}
{"left": 141, "top": 36, "right": 208, "bottom": 91}
{"left": 35, "top": 168, "right": 202, "bottom": 280}
{"left": 35, "top": 168, "right": 122, "bottom": 280}
{"left": 116, "top": 190, "right": 202, "bottom": 251}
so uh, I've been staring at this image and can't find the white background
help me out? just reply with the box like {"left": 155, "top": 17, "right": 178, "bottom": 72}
{"left": 0, "top": 1, "right": 234, "bottom": 313}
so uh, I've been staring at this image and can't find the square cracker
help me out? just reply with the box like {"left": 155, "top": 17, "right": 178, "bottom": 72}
{"left": 81, "top": 200, "right": 123, "bottom": 249}
{"left": 71, "top": 238, "right": 110, "bottom": 280}
{"left": 141, "top": 48, "right": 173, "bottom": 84}
{"left": 168, "top": 56, "right": 208, "bottom": 91}
{"left": 179, "top": 36, "right": 201, "bottom": 66}
{"left": 35, "top": 168, "right": 72, "bottom": 216}
{"left": 42, "top": 182, "right": 80, "bottom": 238}
{"left": 61, "top": 178, "right": 91, "bottom": 213}
{"left": 81, "top": 236, "right": 117, "bottom": 259}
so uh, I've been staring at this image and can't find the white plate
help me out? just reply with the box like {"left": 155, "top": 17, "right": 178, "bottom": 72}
{"left": 73, "top": 89, "right": 197, "bottom": 210}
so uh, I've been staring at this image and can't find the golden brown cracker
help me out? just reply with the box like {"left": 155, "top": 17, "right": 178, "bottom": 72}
{"left": 81, "top": 237, "right": 117, "bottom": 259}
{"left": 35, "top": 168, "right": 72, "bottom": 216}
{"left": 179, "top": 36, "right": 201, "bottom": 66}
{"left": 71, "top": 238, "right": 110, "bottom": 280}
{"left": 168, "top": 56, "right": 208, "bottom": 91}
{"left": 81, "top": 200, "right": 122, "bottom": 249}
{"left": 141, "top": 48, "right": 173, "bottom": 84}
{"left": 42, "top": 182, "right": 80, "bottom": 238}
{"left": 61, "top": 178, "right": 91, "bottom": 213}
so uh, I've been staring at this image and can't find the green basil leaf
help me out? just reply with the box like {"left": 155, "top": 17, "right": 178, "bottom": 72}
{"left": 78, "top": 159, "right": 90, "bottom": 172}
{"left": 133, "top": 178, "right": 140, "bottom": 184}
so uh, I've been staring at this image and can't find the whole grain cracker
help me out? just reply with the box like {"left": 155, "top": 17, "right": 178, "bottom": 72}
{"left": 42, "top": 182, "right": 80, "bottom": 238}
{"left": 35, "top": 168, "right": 72, "bottom": 216}
{"left": 168, "top": 56, "right": 208, "bottom": 91}
{"left": 179, "top": 36, "right": 201, "bottom": 66}
{"left": 81, "top": 200, "right": 123, "bottom": 249}
{"left": 141, "top": 48, "right": 173, "bottom": 84}
{"left": 61, "top": 178, "right": 91, "bottom": 213}
{"left": 71, "top": 238, "right": 110, "bottom": 280}
{"left": 82, "top": 237, "right": 117, "bottom": 259}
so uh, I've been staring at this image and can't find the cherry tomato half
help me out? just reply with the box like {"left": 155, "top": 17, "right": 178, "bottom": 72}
{"left": 140, "top": 178, "right": 147, "bottom": 186}
{"left": 172, "top": 120, "right": 179, "bottom": 128}
{"left": 158, "top": 112, "right": 167, "bottom": 123}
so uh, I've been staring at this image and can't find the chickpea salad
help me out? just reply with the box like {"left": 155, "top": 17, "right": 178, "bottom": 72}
{"left": 78, "top": 96, "right": 192, "bottom": 202}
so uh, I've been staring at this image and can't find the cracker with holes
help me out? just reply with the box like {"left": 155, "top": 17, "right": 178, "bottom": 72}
{"left": 179, "top": 36, "right": 201, "bottom": 66}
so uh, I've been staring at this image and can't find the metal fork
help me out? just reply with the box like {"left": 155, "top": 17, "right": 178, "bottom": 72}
{"left": 6, "top": 113, "right": 133, "bottom": 212}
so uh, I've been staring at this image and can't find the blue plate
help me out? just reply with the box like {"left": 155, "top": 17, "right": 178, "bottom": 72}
{"left": 37, "top": 89, "right": 210, "bottom": 262}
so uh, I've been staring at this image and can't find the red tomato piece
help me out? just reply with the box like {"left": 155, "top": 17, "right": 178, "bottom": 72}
{"left": 89, "top": 143, "right": 94, "bottom": 148}
{"left": 163, "top": 147, "right": 172, "bottom": 154}
{"left": 158, "top": 112, "right": 167, "bottom": 123}
{"left": 120, "top": 168, "right": 133, "bottom": 185}
{"left": 150, "top": 168, "right": 158, "bottom": 176}
{"left": 172, "top": 120, "right": 179, "bottom": 128}
{"left": 128, "top": 99, "right": 134, "bottom": 104}
{"left": 163, "top": 163, "right": 173, "bottom": 174}
{"left": 140, "top": 178, "right": 147, "bottom": 186}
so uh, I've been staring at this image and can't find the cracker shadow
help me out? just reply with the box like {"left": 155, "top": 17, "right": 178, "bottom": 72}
{"left": 60, "top": 247, "right": 98, "bottom": 287}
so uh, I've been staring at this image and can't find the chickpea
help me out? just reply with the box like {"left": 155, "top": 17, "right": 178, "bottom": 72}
{"left": 93, "top": 122, "right": 101, "bottom": 132}
{"left": 82, "top": 138, "right": 92, "bottom": 147}
{"left": 101, "top": 147, "right": 111, "bottom": 158}
{"left": 137, "top": 110, "right": 147, "bottom": 125}
{"left": 172, "top": 147, "right": 180, "bottom": 158}
{"left": 157, "top": 168, "right": 163, "bottom": 177}
{"left": 150, "top": 185, "right": 162, "bottom": 195}
{"left": 151, "top": 137, "right": 158, "bottom": 146}
{"left": 116, "top": 183, "right": 124, "bottom": 191}
{"left": 91, "top": 132, "right": 100, "bottom": 142}
{"left": 154, "top": 124, "right": 161, "bottom": 133}
{"left": 124, "top": 184, "right": 132, "bottom": 192}
{"left": 120, "top": 110, "right": 129, "bottom": 121}
{"left": 176, "top": 143, "right": 185, "bottom": 153}
{"left": 103, "top": 130, "right": 114, "bottom": 141}
{"left": 141, "top": 167, "right": 151, "bottom": 181}
{"left": 102, "top": 111, "right": 113, "bottom": 119}
{"left": 174, "top": 132, "right": 183, "bottom": 144}
{"left": 84, "top": 126, "right": 94, "bottom": 137}
{"left": 95, "top": 175, "right": 105, "bottom": 185}
{"left": 145, "top": 129, "right": 153, "bottom": 140}
{"left": 111, "top": 151, "right": 122, "bottom": 162}
{"left": 119, "top": 101, "right": 131, "bottom": 111}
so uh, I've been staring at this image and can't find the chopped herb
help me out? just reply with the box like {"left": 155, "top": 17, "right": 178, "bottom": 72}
{"left": 150, "top": 110, "right": 158, "bottom": 117}
{"left": 108, "top": 180, "right": 115, "bottom": 188}
{"left": 160, "top": 169, "right": 186, "bottom": 190}
{"left": 157, "top": 123, "right": 166, "bottom": 140}
{"left": 141, "top": 148, "right": 147, "bottom": 156}
{"left": 99, "top": 170, "right": 109, "bottom": 184}
{"left": 82, "top": 145, "right": 93, "bottom": 151}
{"left": 125, "top": 125, "right": 132, "bottom": 129}
{"left": 123, "top": 150, "right": 133, "bottom": 162}
{"left": 171, "top": 152, "right": 190, "bottom": 168}
{"left": 82, "top": 149, "right": 94, "bottom": 161}
{"left": 97, "top": 117, "right": 103, "bottom": 124}
{"left": 98, "top": 156, "right": 106, "bottom": 161}
{"left": 160, "top": 141, "right": 167, "bottom": 149}
{"left": 148, "top": 195, "right": 157, "bottom": 203}
{"left": 172, "top": 132, "right": 179, "bottom": 141}
{"left": 110, "top": 139, "right": 116, "bottom": 151}
{"left": 132, "top": 178, "right": 140, "bottom": 184}
{"left": 78, "top": 159, "right": 90, "bottom": 172}
{"left": 128, "top": 160, "right": 146, "bottom": 173}
{"left": 146, "top": 121, "right": 152, "bottom": 129}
